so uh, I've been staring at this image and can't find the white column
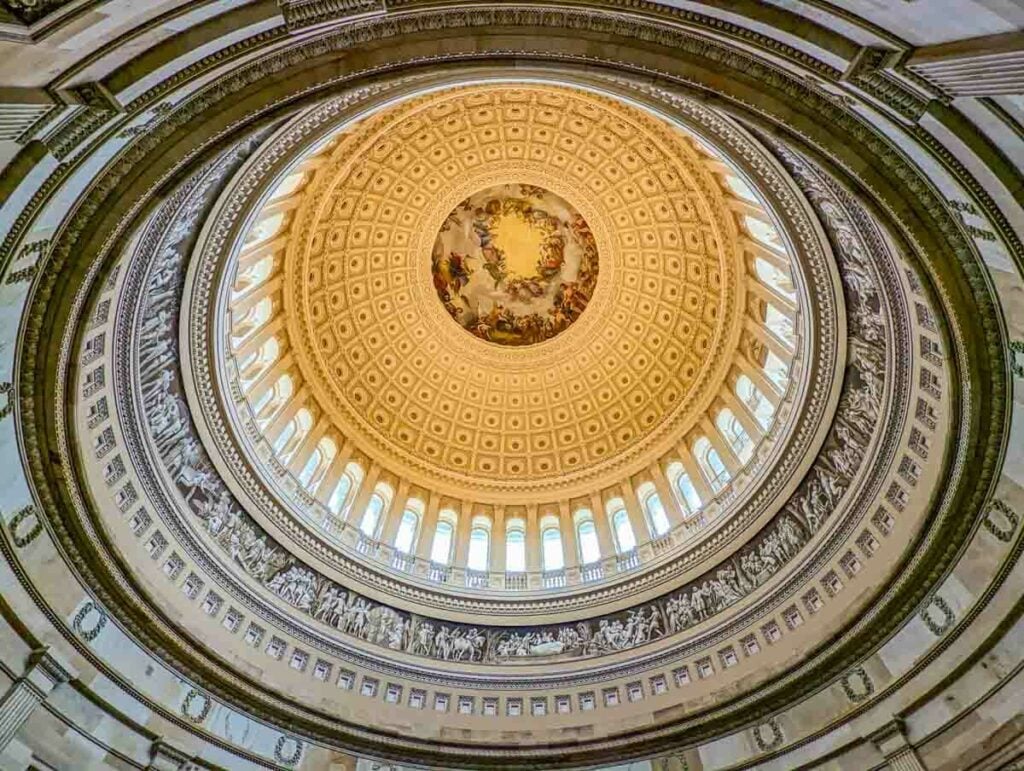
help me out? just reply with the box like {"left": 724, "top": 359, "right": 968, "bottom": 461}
{"left": 558, "top": 501, "right": 579, "bottom": 572}
{"left": 648, "top": 463, "right": 684, "bottom": 528}
{"left": 380, "top": 479, "right": 411, "bottom": 544}
{"left": 346, "top": 463, "right": 380, "bottom": 526}
{"left": 676, "top": 441, "right": 714, "bottom": 503}
{"left": 700, "top": 414, "right": 742, "bottom": 475}
{"left": 491, "top": 505, "right": 507, "bottom": 575}
{"left": 620, "top": 482, "right": 652, "bottom": 556}
{"left": 588, "top": 492, "right": 616, "bottom": 557}
{"left": 0, "top": 648, "right": 70, "bottom": 752}
{"left": 453, "top": 500, "right": 474, "bottom": 568}
{"left": 415, "top": 492, "right": 442, "bottom": 562}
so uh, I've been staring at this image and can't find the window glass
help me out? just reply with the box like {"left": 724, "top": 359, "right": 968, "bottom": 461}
{"left": 430, "top": 519, "right": 454, "bottom": 564}
{"left": 754, "top": 258, "right": 796, "bottom": 301}
{"left": 694, "top": 437, "right": 731, "bottom": 492}
{"left": 764, "top": 304, "right": 795, "bottom": 347}
{"left": 361, "top": 494, "right": 384, "bottom": 537}
{"left": 505, "top": 527, "right": 526, "bottom": 572}
{"left": 542, "top": 528, "right": 564, "bottom": 571}
{"left": 736, "top": 375, "right": 774, "bottom": 429}
{"left": 577, "top": 520, "right": 601, "bottom": 564}
{"left": 764, "top": 350, "right": 789, "bottom": 390}
{"left": 611, "top": 508, "right": 636, "bottom": 553}
{"left": 716, "top": 409, "right": 753, "bottom": 463}
{"left": 467, "top": 527, "right": 489, "bottom": 571}
{"left": 394, "top": 511, "right": 418, "bottom": 554}
{"left": 644, "top": 492, "right": 671, "bottom": 536}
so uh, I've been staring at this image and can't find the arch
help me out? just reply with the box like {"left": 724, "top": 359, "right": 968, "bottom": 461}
{"left": 245, "top": 211, "right": 286, "bottom": 246}
{"left": 274, "top": 407, "right": 312, "bottom": 462}
{"left": 743, "top": 214, "right": 783, "bottom": 251}
{"left": 238, "top": 336, "right": 279, "bottom": 385}
{"left": 430, "top": 512, "right": 457, "bottom": 565}
{"left": 736, "top": 374, "right": 775, "bottom": 429}
{"left": 637, "top": 481, "right": 670, "bottom": 537}
{"left": 574, "top": 510, "right": 601, "bottom": 565}
{"left": 359, "top": 482, "right": 393, "bottom": 538}
{"left": 754, "top": 257, "right": 796, "bottom": 301}
{"left": 253, "top": 373, "right": 293, "bottom": 425}
{"left": 541, "top": 525, "right": 564, "bottom": 571}
{"left": 394, "top": 503, "right": 421, "bottom": 554}
{"left": 327, "top": 461, "right": 363, "bottom": 516}
{"left": 297, "top": 436, "right": 336, "bottom": 490}
{"left": 724, "top": 173, "right": 758, "bottom": 203}
{"left": 606, "top": 497, "right": 636, "bottom": 553}
{"left": 764, "top": 303, "right": 795, "bottom": 347}
{"left": 666, "top": 461, "right": 702, "bottom": 515}
{"left": 716, "top": 408, "right": 753, "bottom": 463}
{"left": 231, "top": 296, "right": 274, "bottom": 343}
{"left": 505, "top": 518, "right": 526, "bottom": 572}
{"left": 466, "top": 516, "right": 491, "bottom": 572}
{"left": 233, "top": 254, "right": 275, "bottom": 296}
{"left": 694, "top": 436, "right": 731, "bottom": 492}
{"left": 763, "top": 350, "right": 789, "bottom": 390}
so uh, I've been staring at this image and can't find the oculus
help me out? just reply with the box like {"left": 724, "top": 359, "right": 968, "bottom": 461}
{"left": 431, "top": 183, "right": 598, "bottom": 345}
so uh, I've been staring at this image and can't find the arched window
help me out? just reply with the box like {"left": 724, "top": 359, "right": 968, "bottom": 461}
{"left": 466, "top": 522, "right": 490, "bottom": 572}
{"left": 234, "top": 255, "right": 275, "bottom": 297}
{"left": 607, "top": 498, "right": 636, "bottom": 553}
{"left": 744, "top": 215, "right": 783, "bottom": 251}
{"left": 297, "top": 436, "right": 336, "bottom": 490}
{"left": 274, "top": 408, "right": 312, "bottom": 463}
{"left": 394, "top": 509, "right": 419, "bottom": 554}
{"left": 238, "top": 335, "right": 279, "bottom": 384}
{"left": 667, "top": 462, "right": 702, "bottom": 515}
{"left": 270, "top": 170, "right": 307, "bottom": 199}
{"left": 716, "top": 409, "right": 753, "bottom": 463}
{"left": 430, "top": 515, "right": 455, "bottom": 564}
{"left": 754, "top": 258, "right": 796, "bottom": 301}
{"left": 764, "top": 304, "right": 795, "bottom": 347}
{"left": 327, "top": 461, "right": 362, "bottom": 516}
{"left": 764, "top": 350, "right": 789, "bottom": 390}
{"left": 736, "top": 375, "right": 774, "bottom": 429}
{"left": 360, "top": 483, "right": 392, "bottom": 538}
{"left": 542, "top": 526, "right": 564, "bottom": 571}
{"left": 231, "top": 296, "right": 274, "bottom": 343}
{"left": 245, "top": 211, "right": 286, "bottom": 247}
{"left": 638, "top": 482, "right": 670, "bottom": 537}
{"left": 694, "top": 437, "right": 730, "bottom": 492}
{"left": 254, "top": 374, "right": 293, "bottom": 425}
{"left": 724, "top": 174, "right": 757, "bottom": 203}
{"left": 576, "top": 514, "right": 601, "bottom": 565}
{"left": 505, "top": 521, "right": 526, "bottom": 573}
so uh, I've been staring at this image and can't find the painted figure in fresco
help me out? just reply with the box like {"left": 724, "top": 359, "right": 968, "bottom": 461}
{"left": 431, "top": 184, "right": 600, "bottom": 346}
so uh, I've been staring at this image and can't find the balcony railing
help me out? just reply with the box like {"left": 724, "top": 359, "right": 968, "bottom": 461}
{"left": 321, "top": 506, "right": 724, "bottom": 593}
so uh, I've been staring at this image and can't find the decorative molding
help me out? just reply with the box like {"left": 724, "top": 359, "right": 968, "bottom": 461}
{"left": 920, "top": 594, "right": 956, "bottom": 636}
{"left": 982, "top": 499, "right": 1019, "bottom": 542}
{"left": 273, "top": 735, "right": 304, "bottom": 766}
{"left": 179, "top": 688, "right": 212, "bottom": 724}
{"left": 7, "top": 505, "right": 42, "bottom": 547}
{"left": 839, "top": 665, "right": 874, "bottom": 703}
{"left": 71, "top": 600, "right": 107, "bottom": 642}
{"left": 751, "top": 716, "right": 784, "bottom": 752}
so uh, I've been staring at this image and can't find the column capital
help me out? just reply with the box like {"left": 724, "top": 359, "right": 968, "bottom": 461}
{"left": 25, "top": 647, "right": 72, "bottom": 694}
{"left": 148, "top": 738, "right": 195, "bottom": 771}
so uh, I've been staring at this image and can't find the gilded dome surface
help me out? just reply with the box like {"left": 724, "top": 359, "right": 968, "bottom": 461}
{"left": 285, "top": 86, "right": 739, "bottom": 491}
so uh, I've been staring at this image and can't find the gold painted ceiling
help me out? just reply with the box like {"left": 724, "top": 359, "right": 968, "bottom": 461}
{"left": 283, "top": 85, "right": 745, "bottom": 494}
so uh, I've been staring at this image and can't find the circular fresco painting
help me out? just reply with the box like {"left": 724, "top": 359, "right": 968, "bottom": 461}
{"left": 431, "top": 183, "right": 599, "bottom": 346}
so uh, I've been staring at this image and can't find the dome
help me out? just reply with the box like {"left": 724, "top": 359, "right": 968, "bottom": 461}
{"left": 1, "top": 4, "right": 1022, "bottom": 771}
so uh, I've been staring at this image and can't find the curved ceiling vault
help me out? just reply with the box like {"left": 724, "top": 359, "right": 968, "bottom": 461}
{"left": 0, "top": 2, "right": 1023, "bottom": 771}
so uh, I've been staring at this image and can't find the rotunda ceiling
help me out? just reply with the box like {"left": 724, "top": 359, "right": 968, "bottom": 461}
{"left": 283, "top": 86, "right": 738, "bottom": 491}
